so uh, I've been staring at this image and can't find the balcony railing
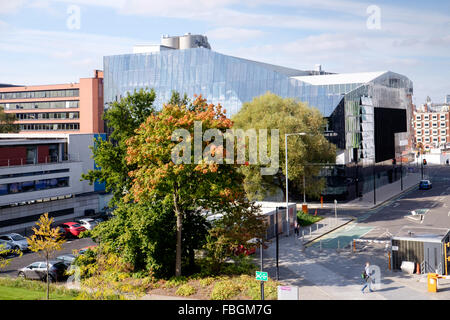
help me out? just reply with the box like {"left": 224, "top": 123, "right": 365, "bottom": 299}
{"left": 0, "top": 154, "right": 80, "bottom": 167}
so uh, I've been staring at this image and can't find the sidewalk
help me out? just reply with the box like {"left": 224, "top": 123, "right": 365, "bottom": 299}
{"left": 306, "top": 171, "right": 422, "bottom": 210}
{"left": 296, "top": 217, "right": 353, "bottom": 246}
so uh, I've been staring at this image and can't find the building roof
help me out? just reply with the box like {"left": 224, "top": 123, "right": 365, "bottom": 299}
{"left": 291, "top": 71, "right": 388, "bottom": 86}
{"left": 392, "top": 226, "right": 450, "bottom": 243}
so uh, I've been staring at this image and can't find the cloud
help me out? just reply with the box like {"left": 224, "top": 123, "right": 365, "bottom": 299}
{"left": 0, "top": 0, "right": 26, "bottom": 14}
{"left": 206, "top": 27, "right": 266, "bottom": 42}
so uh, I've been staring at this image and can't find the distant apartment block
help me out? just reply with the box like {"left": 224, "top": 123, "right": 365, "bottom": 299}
{"left": 413, "top": 101, "right": 450, "bottom": 150}
{"left": 0, "top": 70, "right": 104, "bottom": 134}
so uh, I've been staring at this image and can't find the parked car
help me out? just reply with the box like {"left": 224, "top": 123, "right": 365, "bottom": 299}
{"left": 76, "top": 218, "right": 98, "bottom": 230}
{"left": 419, "top": 180, "right": 432, "bottom": 190}
{"left": 77, "top": 245, "right": 97, "bottom": 255}
{"left": 56, "top": 254, "right": 76, "bottom": 266}
{"left": 18, "top": 260, "right": 69, "bottom": 282}
{"left": 0, "top": 233, "right": 29, "bottom": 252}
{"left": 0, "top": 239, "right": 13, "bottom": 256}
{"left": 57, "top": 222, "right": 87, "bottom": 238}
{"left": 233, "top": 244, "right": 256, "bottom": 256}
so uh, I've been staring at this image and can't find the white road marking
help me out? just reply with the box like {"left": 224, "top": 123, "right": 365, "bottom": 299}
{"left": 392, "top": 202, "right": 400, "bottom": 208}
{"left": 448, "top": 211, "right": 450, "bottom": 217}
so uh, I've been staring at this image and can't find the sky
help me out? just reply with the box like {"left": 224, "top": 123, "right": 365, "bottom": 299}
{"left": 0, "top": 0, "right": 449, "bottom": 105}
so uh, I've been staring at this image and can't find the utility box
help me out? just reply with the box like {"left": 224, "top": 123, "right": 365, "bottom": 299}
{"left": 391, "top": 226, "right": 450, "bottom": 274}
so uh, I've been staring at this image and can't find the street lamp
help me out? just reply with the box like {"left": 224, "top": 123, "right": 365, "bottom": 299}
{"left": 285, "top": 132, "right": 307, "bottom": 237}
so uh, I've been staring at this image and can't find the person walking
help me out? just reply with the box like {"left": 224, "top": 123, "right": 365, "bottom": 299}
{"left": 294, "top": 222, "right": 300, "bottom": 237}
{"left": 361, "top": 262, "right": 373, "bottom": 293}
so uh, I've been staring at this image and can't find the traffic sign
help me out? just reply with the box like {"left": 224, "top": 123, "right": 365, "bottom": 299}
{"left": 256, "top": 271, "right": 268, "bottom": 281}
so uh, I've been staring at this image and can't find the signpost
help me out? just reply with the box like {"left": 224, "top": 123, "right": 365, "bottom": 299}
{"left": 256, "top": 271, "right": 268, "bottom": 282}
{"left": 277, "top": 285, "right": 299, "bottom": 300}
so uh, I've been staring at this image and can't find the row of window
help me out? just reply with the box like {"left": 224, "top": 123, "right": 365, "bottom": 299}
{"left": 0, "top": 177, "right": 69, "bottom": 196}
{"left": 19, "top": 123, "right": 80, "bottom": 131}
{"left": 0, "top": 169, "right": 69, "bottom": 180}
{"left": 415, "top": 114, "right": 447, "bottom": 121}
{"left": 416, "top": 137, "right": 446, "bottom": 143}
{"left": 15, "top": 112, "right": 79, "bottom": 120}
{"left": 416, "top": 122, "right": 447, "bottom": 128}
{"left": 416, "top": 129, "right": 447, "bottom": 136}
{"left": 0, "top": 89, "right": 79, "bottom": 100}
{"left": 0, "top": 101, "right": 79, "bottom": 110}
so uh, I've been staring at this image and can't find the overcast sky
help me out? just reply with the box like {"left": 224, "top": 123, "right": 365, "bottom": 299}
{"left": 1, "top": 0, "right": 449, "bottom": 105}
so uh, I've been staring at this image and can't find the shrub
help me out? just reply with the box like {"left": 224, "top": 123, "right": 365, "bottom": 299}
{"left": 210, "top": 280, "right": 241, "bottom": 300}
{"left": 175, "top": 284, "right": 196, "bottom": 296}
{"left": 165, "top": 276, "right": 188, "bottom": 288}
{"left": 199, "top": 277, "right": 215, "bottom": 287}
{"left": 239, "top": 275, "right": 279, "bottom": 300}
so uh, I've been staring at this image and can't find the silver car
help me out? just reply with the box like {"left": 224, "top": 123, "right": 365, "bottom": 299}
{"left": 0, "top": 233, "right": 29, "bottom": 252}
{"left": 18, "top": 260, "right": 69, "bottom": 282}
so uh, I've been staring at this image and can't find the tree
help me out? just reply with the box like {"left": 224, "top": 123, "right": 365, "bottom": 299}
{"left": 0, "top": 244, "right": 21, "bottom": 270}
{"left": 126, "top": 95, "right": 245, "bottom": 276}
{"left": 203, "top": 199, "right": 266, "bottom": 274}
{"left": 27, "top": 213, "right": 66, "bottom": 300}
{"left": 82, "top": 88, "right": 157, "bottom": 206}
{"left": 0, "top": 106, "right": 19, "bottom": 133}
{"left": 232, "top": 92, "right": 336, "bottom": 200}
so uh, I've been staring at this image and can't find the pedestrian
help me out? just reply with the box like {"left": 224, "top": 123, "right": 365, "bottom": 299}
{"left": 361, "top": 262, "right": 373, "bottom": 293}
{"left": 294, "top": 222, "right": 300, "bottom": 237}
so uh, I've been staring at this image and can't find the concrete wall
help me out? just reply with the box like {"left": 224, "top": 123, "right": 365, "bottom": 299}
{"left": 0, "top": 193, "right": 99, "bottom": 234}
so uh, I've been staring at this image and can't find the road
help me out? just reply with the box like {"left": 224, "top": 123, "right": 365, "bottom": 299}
{"left": 0, "top": 237, "right": 96, "bottom": 280}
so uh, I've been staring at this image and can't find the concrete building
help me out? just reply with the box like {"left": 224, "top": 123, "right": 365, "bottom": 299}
{"left": 0, "top": 70, "right": 104, "bottom": 135}
{"left": 0, "top": 133, "right": 108, "bottom": 233}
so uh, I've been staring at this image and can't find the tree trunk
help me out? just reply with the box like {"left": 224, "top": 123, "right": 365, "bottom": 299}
{"left": 173, "top": 191, "right": 182, "bottom": 277}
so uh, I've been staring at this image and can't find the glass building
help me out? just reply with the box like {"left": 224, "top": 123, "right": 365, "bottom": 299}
{"left": 103, "top": 46, "right": 413, "bottom": 200}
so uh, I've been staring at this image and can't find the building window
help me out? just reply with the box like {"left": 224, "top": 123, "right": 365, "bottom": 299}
{"left": 417, "top": 138, "right": 422, "bottom": 142}
{"left": 441, "top": 122, "right": 446, "bottom": 127}
{"left": 433, "top": 130, "right": 438, "bottom": 135}
{"left": 416, "top": 115, "right": 421, "bottom": 121}
{"left": 441, "top": 130, "right": 447, "bottom": 135}
{"left": 0, "top": 89, "right": 79, "bottom": 100}
{"left": 19, "top": 123, "right": 80, "bottom": 131}
{"left": 424, "top": 115, "right": 429, "bottom": 120}
{"left": 432, "top": 115, "right": 438, "bottom": 120}
{"left": 417, "top": 123, "right": 422, "bottom": 128}
{"left": 416, "top": 130, "right": 422, "bottom": 135}
{"left": 440, "top": 114, "right": 446, "bottom": 120}
{"left": 432, "top": 122, "right": 438, "bottom": 128}
{"left": 425, "top": 137, "right": 430, "bottom": 142}
{"left": 0, "top": 177, "right": 69, "bottom": 196}
{"left": 424, "top": 130, "right": 430, "bottom": 135}
{"left": 424, "top": 123, "right": 429, "bottom": 128}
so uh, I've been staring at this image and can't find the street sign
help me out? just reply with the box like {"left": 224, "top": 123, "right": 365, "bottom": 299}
{"left": 277, "top": 285, "right": 299, "bottom": 300}
{"left": 256, "top": 271, "right": 268, "bottom": 281}
{"left": 392, "top": 246, "right": 399, "bottom": 251}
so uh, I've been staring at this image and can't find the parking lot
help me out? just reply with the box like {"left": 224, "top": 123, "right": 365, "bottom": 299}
{"left": 1, "top": 236, "right": 96, "bottom": 280}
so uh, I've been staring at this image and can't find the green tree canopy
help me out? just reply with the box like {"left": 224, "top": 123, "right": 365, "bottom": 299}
{"left": 232, "top": 92, "right": 336, "bottom": 200}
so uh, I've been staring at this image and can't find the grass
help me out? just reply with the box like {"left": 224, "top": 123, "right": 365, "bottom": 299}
{"left": 297, "top": 211, "right": 322, "bottom": 226}
{"left": 0, "top": 285, "right": 75, "bottom": 300}
{"left": 0, "top": 277, "right": 79, "bottom": 300}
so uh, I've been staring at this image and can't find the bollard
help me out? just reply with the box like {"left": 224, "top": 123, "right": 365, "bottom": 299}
{"left": 388, "top": 252, "right": 391, "bottom": 271}
{"left": 320, "top": 240, "right": 322, "bottom": 252}
{"left": 337, "top": 240, "right": 340, "bottom": 252}
{"left": 353, "top": 239, "right": 356, "bottom": 253}
{"left": 310, "top": 226, "right": 312, "bottom": 234}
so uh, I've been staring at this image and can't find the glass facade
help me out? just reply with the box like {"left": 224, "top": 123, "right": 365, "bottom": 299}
{"left": 104, "top": 48, "right": 413, "bottom": 201}
{"left": 104, "top": 48, "right": 344, "bottom": 117}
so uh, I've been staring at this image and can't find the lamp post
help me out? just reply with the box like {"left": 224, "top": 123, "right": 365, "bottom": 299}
{"left": 260, "top": 238, "right": 264, "bottom": 300}
{"left": 275, "top": 207, "right": 279, "bottom": 281}
{"left": 285, "top": 132, "right": 307, "bottom": 237}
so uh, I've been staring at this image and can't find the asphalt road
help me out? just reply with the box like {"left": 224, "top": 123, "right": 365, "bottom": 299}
{"left": 0, "top": 237, "right": 96, "bottom": 279}
{"left": 353, "top": 165, "right": 450, "bottom": 239}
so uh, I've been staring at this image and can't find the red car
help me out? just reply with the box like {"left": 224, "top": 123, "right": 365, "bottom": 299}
{"left": 58, "top": 222, "right": 87, "bottom": 238}
{"left": 234, "top": 244, "right": 256, "bottom": 256}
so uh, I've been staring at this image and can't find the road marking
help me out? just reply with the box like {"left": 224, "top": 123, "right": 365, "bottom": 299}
{"left": 448, "top": 211, "right": 450, "bottom": 217}
{"left": 392, "top": 202, "right": 400, "bottom": 208}
{"left": 441, "top": 191, "right": 447, "bottom": 196}
{"left": 431, "top": 202, "right": 438, "bottom": 208}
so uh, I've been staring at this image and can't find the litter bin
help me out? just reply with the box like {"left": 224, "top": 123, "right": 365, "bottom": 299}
{"left": 302, "top": 204, "right": 308, "bottom": 214}
{"left": 427, "top": 273, "right": 439, "bottom": 292}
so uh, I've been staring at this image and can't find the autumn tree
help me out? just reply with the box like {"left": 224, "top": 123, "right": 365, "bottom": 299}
{"left": 232, "top": 92, "right": 336, "bottom": 200}
{"left": 27, "top": 213, "right": 66, "bottom": 300}
{"left": 126, "top": 96, "right": 250, "bottom": 277}
{"left": 82, "top": 88, "right": 157, "bottom": 205}
{"left": 0, "top": 244, "right": 21, "bottom": 270}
